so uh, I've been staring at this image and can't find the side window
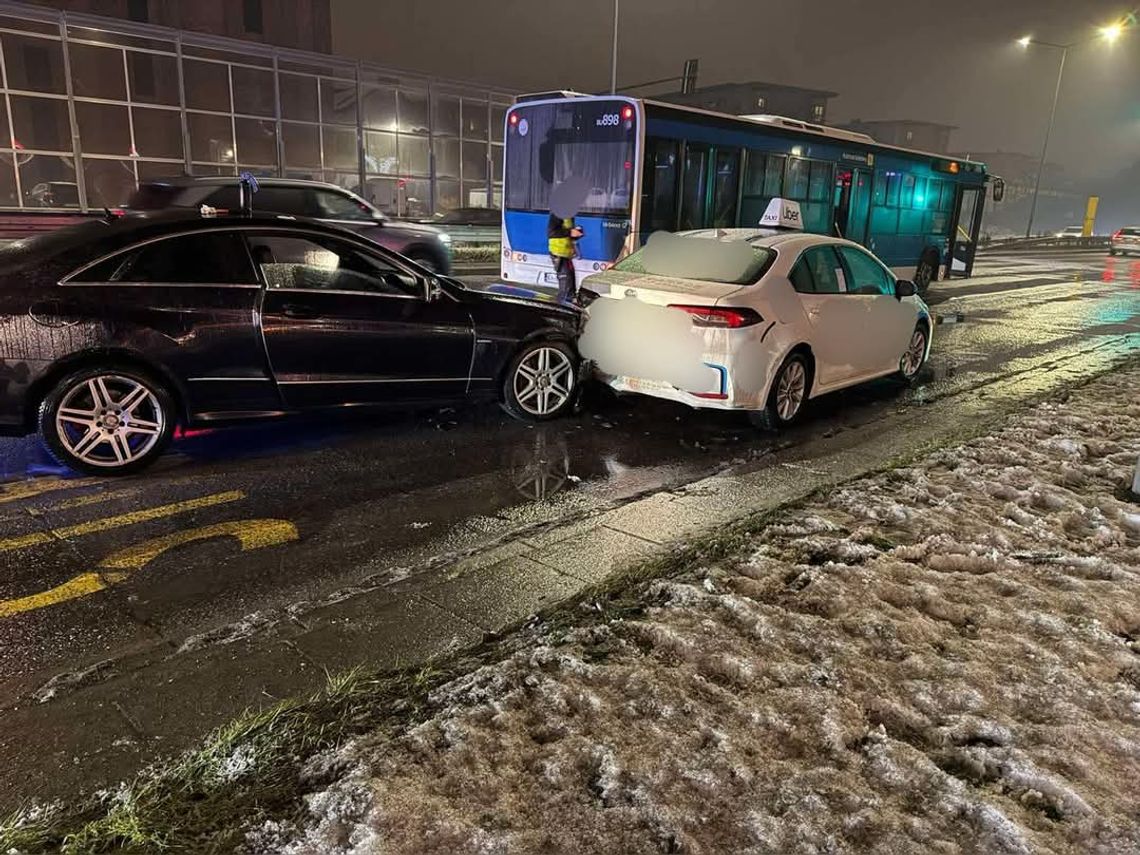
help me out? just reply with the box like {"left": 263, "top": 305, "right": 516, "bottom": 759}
{"left": 313, "top": 190, "right": 373, "bottom": 221}
{"left": 838, "top": 246, "right": 894, "bottom": 296}
{"left": 248, "top": 233, "right": 419, "bottom": 297}
{"left": 803, "top": 247, "right": 845, "bottom": 295}
{"left": 204, "top": 186, "right": 307, "bottom": 217}
{"left": 72, "top": 231, "right": 259, "bottom": 284}
{"left": 788, "top": 259, "right": 814, "bottom": 293}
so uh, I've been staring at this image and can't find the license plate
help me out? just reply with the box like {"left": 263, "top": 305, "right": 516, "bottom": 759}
{"left": 624, "top": 376, "right": 673, "bottom": 394}
{"left": 543, "top": 272, "right": 559, "bottom": 284}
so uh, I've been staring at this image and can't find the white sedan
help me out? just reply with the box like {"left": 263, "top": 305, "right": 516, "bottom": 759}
{"left": 578, "top": 209, "right": 932, "bottom": 429}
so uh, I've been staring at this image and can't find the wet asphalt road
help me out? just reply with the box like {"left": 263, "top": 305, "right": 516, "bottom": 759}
{"left": 1, "top": 248, "right": 1139, "bottom": 694}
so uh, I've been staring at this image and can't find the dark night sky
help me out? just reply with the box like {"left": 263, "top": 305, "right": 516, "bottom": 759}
{"left": 333, "top": 0, "right": 1140, "bottom": 185}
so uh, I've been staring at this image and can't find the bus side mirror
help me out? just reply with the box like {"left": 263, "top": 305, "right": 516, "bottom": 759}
{"left": 992, "top": 178, "right": 1005, "bottom": 204}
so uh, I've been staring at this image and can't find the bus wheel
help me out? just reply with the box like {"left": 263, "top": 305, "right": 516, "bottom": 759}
{"left": 914, "top": 249, "right": 938, "bottom": 296}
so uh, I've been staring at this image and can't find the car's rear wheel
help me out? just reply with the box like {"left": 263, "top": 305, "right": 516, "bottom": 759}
{"left": 39, "top": 367, "right": 176, "bottom": 476}
{"left": 501, "top": 341, "right": 577, "bottom": 421}
{"left": 913, "top": 249, "right": 938, "bottom": 296}
{"left": 898, "top": 324, "right": 929, "bottom": 383}
{"left": 407, "top": 251, "right": 441, "bottom": 273}
{"left": 749, "top": 353, "right": 809, "bottom": 431}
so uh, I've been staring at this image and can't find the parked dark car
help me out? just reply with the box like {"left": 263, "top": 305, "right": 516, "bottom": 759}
{"left": 0, "top": 212, "right": 580, "bottom": 475}
{"left": 128, "top": 177, "right": 453, "bottom": 274}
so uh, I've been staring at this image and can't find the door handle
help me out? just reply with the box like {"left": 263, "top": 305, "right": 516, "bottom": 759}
{"left": 282, "top": 303, "right": 320, "bottom": 319}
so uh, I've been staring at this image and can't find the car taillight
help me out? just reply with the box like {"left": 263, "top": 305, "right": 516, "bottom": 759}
{"left": 669, "top": 305, "right": 763, "bottom": 328}
{"left": 1112, "top": 230, "right": 1122, "bottom": 239}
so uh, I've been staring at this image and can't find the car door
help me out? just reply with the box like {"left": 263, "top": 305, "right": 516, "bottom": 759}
{"left": 835, "top": 245, "right": 916, "bottom": 375}
{"left": 252, "top": 230, "right": 474, "bottom": 409}
{"left": 789, "top": 245, "right": 864, "bottom": 387}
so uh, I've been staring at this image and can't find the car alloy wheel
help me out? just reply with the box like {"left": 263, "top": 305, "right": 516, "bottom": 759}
{"left": 775, "top": 359, "right": 807, "bottom": 421}
{"left": 502, "top": 342, "right": 577, "bottom": 421}
{"left": 41, "top": 370, "right": 174, "bottom": 474}
{"left": 900, "top": 327, "right": 927, "bottom": 380}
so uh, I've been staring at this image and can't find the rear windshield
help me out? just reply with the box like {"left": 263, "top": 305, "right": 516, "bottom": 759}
{"left": 613, "top": 231, "right": 775, "bottom": 285}
{"left": 1121, "top": 228, "right": 1140, "bottom": 236}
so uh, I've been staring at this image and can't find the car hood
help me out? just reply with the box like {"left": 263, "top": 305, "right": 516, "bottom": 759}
{"left": 457, "top": 281, "right": 579, "bottom": 318}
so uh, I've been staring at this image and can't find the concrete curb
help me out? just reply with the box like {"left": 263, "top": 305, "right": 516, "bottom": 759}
{"left": 1, "top": 348, "right": 1136, "bottom": 810}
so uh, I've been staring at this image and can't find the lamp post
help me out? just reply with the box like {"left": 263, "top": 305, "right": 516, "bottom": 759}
{"left": 1017, "top": 23, "right": 1124, "bottom": 238}
{"left": 610, "top": 0, "right": 619, "bottom": 94}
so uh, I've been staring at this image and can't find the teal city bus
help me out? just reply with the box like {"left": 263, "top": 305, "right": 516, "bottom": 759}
{"left": 501, "top": 93, "right": 1002, "bottom": 294}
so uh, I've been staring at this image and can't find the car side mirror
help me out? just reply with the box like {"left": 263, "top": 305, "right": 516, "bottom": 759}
{"left": 992, "top": 178, "right": 1005, "bottom": 204}
{"left": 895, "top": 279, "right": 917, "bottom": 298}
{"left": 427, "top": 278, "right": 444, "bottom": 301}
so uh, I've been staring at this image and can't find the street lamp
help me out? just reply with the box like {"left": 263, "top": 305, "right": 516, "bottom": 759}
{"left": 1017, "top": 22, "right": 1129, "bottom": 238}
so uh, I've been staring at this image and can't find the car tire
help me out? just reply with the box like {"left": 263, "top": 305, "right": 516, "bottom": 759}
{"left": 897, "top": 324, "right": 929, "bottom": 384}
{"left": 748, "top": 352, "right": 810, "bottom": 431}
{"left": 407, "top": 250, "right": 442, "bottom": 274}
{"left": 38, "top": 366, "right": 176, "bottom": 476}
{"left": 913, "top": 249, "right": 938, "bottom": 296}
{"left": 501, "top": 340, "right": 578, "bottom": 422}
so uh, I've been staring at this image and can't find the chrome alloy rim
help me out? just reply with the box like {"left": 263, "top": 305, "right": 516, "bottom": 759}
{"left": 513, "top": 347, "right": 574, "bottom": 416}
{"left": 55, "top": 375, "right": 164, "bottom": 468}
{"left": 776, "top": 361, "right": 806, "bottom": 421}
{"left": 901, "top": 330, "right": 926, "bottom": 378}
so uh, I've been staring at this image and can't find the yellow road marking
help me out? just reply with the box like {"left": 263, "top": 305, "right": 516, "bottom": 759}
{"left": 0, "top": 478, "right": 101, "bottom": 506}
{"left": 99, "top": 519, "right": 299, "bottom": 571}
{"left": 0, "top": 490, "right": 245, "bottom": 553}
{"left": 40, "top": 487, "right": 143, "bottom": 513}
{"left": 0, "top": 518, "right": 299, "bottom": 618}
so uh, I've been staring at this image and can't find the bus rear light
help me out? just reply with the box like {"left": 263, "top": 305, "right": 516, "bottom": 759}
{"left": 503, "top": 247, "right": 511, "bottom": 258}
{"left": 509, "top": 113, "right": 519, "bottom": 125}
{"left": 511, "top": 251, "right": 528, "bottom": 263}
{"left": 669, "top": 305, "right": 763, "bottom": 328}
{"left": 621, "top": 105, "right": 634, "bottom": 120}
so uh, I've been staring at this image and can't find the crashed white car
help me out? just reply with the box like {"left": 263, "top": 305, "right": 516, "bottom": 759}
{"left": 579, "top": 200, "right": 933, "bottom": 429}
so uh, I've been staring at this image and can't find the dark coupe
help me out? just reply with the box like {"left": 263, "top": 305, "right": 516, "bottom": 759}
{"left": 0, "top": 212, "right": 580, "bottom": 475}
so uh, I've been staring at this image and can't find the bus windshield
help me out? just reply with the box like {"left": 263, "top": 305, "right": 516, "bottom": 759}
{"left": 504, "top": 100, "right": 635, "bottom": 218}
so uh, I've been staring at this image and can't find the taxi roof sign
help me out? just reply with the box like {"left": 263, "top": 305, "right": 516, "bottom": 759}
{"left": 759, "top": 198, "right": 804, "bottom": 230}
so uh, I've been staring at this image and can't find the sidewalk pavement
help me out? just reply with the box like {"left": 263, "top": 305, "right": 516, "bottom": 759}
{"left": 1, "top": 346, "right": 1135, "bottom": 812}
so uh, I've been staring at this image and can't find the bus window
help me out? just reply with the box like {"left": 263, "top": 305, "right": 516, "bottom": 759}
{"left": 872, "top": 172, "right": 887, "bottom": 206}
{"left": 711, "top": 149, "right": 740, "bottom": 227}
{"left": 643, "top": 137, "right": 679, "bottom": 232}
{"left": 764, "top": 155, "right": 784, "bottom": 196}
{"left": 679, "top": 145, "right": 709, "bottom": 230}
{"left": 886, "top": 173, "right": 901, "bottom": 207}
{"left": 786, "top": 157, "right": 810, "bottom": 199}
{"left": 900, "top": 173, "right": 916, "bottom": 208}
{"left": 939, "top": 181, "right": 955, "bottom": 212}
{"left": 808, "top": 162, "right": 831, "bottom": 202}
{"left": 912, "top": 176, "right": 929, "bottom": 208}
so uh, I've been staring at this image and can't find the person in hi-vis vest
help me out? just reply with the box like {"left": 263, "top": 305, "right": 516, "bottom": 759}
{"left": 547, "top": 213, "right": 584, "bottom": 303}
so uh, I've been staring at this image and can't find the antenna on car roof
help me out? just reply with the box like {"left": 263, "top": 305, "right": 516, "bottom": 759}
{"left": 238, "top": 171, "right": 259, "bottom": 217}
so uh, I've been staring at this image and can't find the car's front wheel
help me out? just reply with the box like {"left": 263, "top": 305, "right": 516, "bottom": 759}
{"left": 749, "top": 352, "right": 810, "bottom": 431}
{"left": 39, "top": 367, "right": 176, "bottom": 476}
{"left": 898, "top": 324, "right": 929, "bottom": 383}
{"left": 501, "top": 341, "right": 577, "bottom": 421}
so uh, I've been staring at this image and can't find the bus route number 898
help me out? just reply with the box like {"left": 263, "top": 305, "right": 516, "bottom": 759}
{"left": 596, "top": 113, "right": 621, "bottom": 127}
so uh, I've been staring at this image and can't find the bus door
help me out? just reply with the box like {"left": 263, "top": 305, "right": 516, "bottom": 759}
{"left": 834, "top": 167, "right": 871, "bottom": 244}
{"left": 947, "top": 186, "right": 985, "bottom": 277}
{"left": 678, "top": 144, "right": 740, "bottom": 231}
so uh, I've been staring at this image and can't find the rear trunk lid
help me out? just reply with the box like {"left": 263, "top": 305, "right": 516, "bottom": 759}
{"left": 584, "top": 270, "right": 746, "bottom": 307}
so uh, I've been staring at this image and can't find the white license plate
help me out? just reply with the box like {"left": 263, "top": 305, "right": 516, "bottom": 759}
{"left": 623, "top": 376, "right": 674, "bottom": 394}
{"left": 543, "top": 272, "right": 559, "bottom": 284}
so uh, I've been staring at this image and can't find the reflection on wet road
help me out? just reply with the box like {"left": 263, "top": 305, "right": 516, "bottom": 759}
{"left": 1, "top": 249, "right": 1138, "bottom": 690}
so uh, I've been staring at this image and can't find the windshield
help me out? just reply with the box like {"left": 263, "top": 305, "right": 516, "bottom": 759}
{"left": 613, "top": 231, "right": 776, "bottom": 285}
{"left": 504, "top": 100, "right": 635, "bottom": 218}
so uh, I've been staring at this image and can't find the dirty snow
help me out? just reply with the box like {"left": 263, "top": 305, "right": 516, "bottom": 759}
{"left": 262, "top": 370, "right": 1140, "bottom": 854}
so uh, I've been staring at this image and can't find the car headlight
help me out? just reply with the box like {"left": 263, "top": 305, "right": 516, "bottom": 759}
{"left": 438, "top": 232, "right": 452, "bottom": 245}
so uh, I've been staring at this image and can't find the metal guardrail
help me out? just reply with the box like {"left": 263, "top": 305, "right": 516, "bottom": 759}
{"left": 978, "top": 236, "right": 1110, "bottom": 252}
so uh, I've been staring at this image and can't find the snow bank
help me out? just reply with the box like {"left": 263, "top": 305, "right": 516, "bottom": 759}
{"left": 258, "top": 370, "right": 1140, "bottom": 854}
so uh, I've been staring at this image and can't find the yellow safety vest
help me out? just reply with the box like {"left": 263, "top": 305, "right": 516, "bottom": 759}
{"left": 548, "top": 219, "right": 575, "bottom": 258}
